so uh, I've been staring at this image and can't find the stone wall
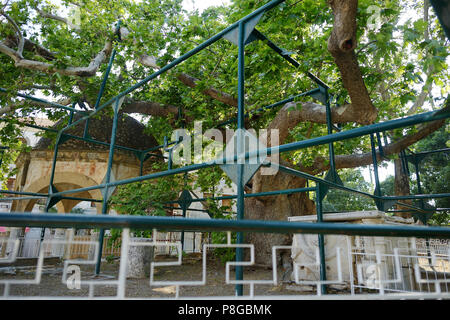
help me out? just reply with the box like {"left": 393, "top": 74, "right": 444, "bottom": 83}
{"left": 12, "top": 149, "right": 155, "bottom": 213}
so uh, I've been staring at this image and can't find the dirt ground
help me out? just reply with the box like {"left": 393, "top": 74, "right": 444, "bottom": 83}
{"left": 0, "top": 253, "right": 314, "bottom": 299}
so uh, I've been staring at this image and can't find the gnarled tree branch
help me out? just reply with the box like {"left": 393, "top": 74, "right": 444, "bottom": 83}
{"left": 0, "top": 39, "right": 113, "bottom": 77}
{"left": 0, "top": 97, "right": 72, "bottom": 116}
{"left": 35, "top": 8, "right": 68, "bottom": 24}
{"left": 3, "top": 34, "right": 56, "bottom": 61}
{"left": 121, "top": 97, "right": 184, "bottom": 120}
{"left": 327, "top": 0, "right": 378, "bottom": 124}
{"left": 265, "top": 101, "right": 369, "bottom": 147}
{"left": 0, "top": 10, "right": 24, "bottom": 57}
{"left": 307, "top": 119, "right": 446, "bottom": 174}
{"left": 138, "top": 54, "right": 238, "bottom": 107}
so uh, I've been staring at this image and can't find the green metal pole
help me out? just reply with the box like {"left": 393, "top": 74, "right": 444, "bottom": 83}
{"left": 94, "top": 49, "right": 118, "bottom": 109}
{"left": 0, "top": 190, "right": 101, "bottom": 203}
{"left": 4, "top": 212, "right": 450, "bottom": 239}
{"left": 376, "top": 131, "right": 384, "bottom": 158}
{"left": 90, "top": 20, "right": 121, "bottom": 135}
{"left": 46, "top": 159, "right": 449, "bottom": 208}
{"left": 277, "top": 165, "right": 376, "bottom": 199}
{"left": 0, "top": 88, "right": 85, "bottom": 114}
{"left": 68, "top": 108, "right": 74, "bottom": 125}
{"left": 47, "top": 133, "right": 61, "bottom": 199}
{"left": 59, "top": 0, "right": 287, "bottom": 135}
{"left": 235, "top": 20, "right": 246, "bottom": 297}
{"left": 412, "top": 156, "right": 433, "bottom": 264}
{"left": 181, "top": 205, "right": 187, "bottom": 251}
{"left": 216, "top": 88, "right": 321, "bottom": 128}
{"left": 383, "top": 193, "right": 450, "bottom": 200}
{"left": 316, "top": 184, "right": 327, "bottom": 295}
{"left": 1, "top": 190, "right": 47, "bottom": 197}
{"left": 181, "top": 172, "right": 188, "bottom": 251}
{"left": 325, "top": 87, "right": 336, "bottom": 178}
{"left": 45, "top": 110, "right": 450, "bottom": 201}
{"left": 95, "top": 98, "right": 121, "bottom": 275}
{"left": 41, "top": 131, "right": 64, "bottom": 243}
{"left": 0, "top": 117, "right": 141, "bottom": 154}
{"left": 0, "top": 196, "right": 47, "bottom": 201}
{"left": 413, "top": 156, "right": 424, "bottom": 208}
{"left": 139, "top": 153, "right": 144, "bottom": 177}
{"left": 269, "top": 109, "right": 449, "bottom": 157}
{"left": 164, "top": 187, "right": 316, "bottom": 205}
{"left": 370, "top": 133, "right": 382, "bottom": 197}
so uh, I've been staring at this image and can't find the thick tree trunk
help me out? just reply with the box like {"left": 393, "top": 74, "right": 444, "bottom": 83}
{"left": 244, "top": 170, "right": 315, "bottom": 267}
{"left": 394, "top": 157, "right": 412, "bottom": 219}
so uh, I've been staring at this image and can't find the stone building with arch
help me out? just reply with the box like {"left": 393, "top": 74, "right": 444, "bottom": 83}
{"left": 5, "top": 112, "right": 162, "bottom": 259}
{"left": 12, "top": 112, "right": 161, "bottom": 215}
{"left": 5, "top": 112, "right": 231, "bottom": 259}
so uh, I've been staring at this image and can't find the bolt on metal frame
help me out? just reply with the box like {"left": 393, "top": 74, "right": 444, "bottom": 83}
{"left": 0, "top": 0, "right": 449, "bottom": 297}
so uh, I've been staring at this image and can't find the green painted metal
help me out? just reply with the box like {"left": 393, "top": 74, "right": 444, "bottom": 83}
{"left": 0, "top": 196, "right": 46, "bottom": 201}
{"left": 96, "top": 97, "right": 122, "bottom": 275}
{"left": 178, "top": 189, "right": 193, "bottom": 212}
{"left": 0, "top": 117, "right": 144, "bottom": 154}
{"left": 46, "top": 185, "right": 63, "bottom": 211}
{"left": 165, "top": 186, "right": 316, "bottom": 205}
{"left": 94, "top": 22, "right": 121, "bottom": 110}
{"left": 0, "top": 88, "right": 87, "bottom": 114}
{"left": 45, "top": 132, "right": 63, "bottom": 212}
{"left": 216, "top": 88, "right": 321, "bottom": 128}
{"left": 388, "top": 208, "right": 449, "bottom": 213}
{"left": 219, "top": 131, "right": 265, "bottom": 186}
{"left": 1, "top": 0, "right": 449, "bottom": 287}
{"left": 400, "top": 149, "right": 410, "bottom": 176}
{"left": 58, "top": 0, "right": 287, "bottom": 136}
{"left": 68, "top": 108, "right": 75, "bottom": 125}
{"left": 223, "top": 12, "right": 264, "bottom": 46}
{"left": 276, "top": 163, "right": 445, "bottom": 216}
{"left": 83, "top": 118, "right": 91, "bottom": 140}
{"left": 268, "top": 109, "right": 450, "bottom": 160}
{"left": 162, "top": 206, "right": 214, "bottom": 214}
{"left": 413, "top": 155, "right": 425, "bottom": 208}
{"left": 4, "top": 196, "right": 101, "bottom": 203}
{"left": 3, "top": 212, "right": 450, "bottom": 238}
{"left": 405, "top": 148, "right": 450, "bottom": 159}
{"left": 235, "top": 20, "right": 247, "bottom": 297}
{"left": 49, "top": 162, "right": 216, "bottom": 198}
{"left": 324, "top": 87, "right": 337, "bottom": 195}
{"left": 43, "top": 108, "right": 449, "bottom": 203}
{"left": 430, "top": 0, "right": 450, "bottom": 40}
{"left": 382, "top": 193, "right": 450, "bottom": 200}
{"left": 164, "top": 135, "right": 182, "bottom": 171}
{"left": 315, "top": 183, "right": 327, "bottom": 294}
{"left": 376, "top": 131, "right": 385, "bottom": 159}
{"left": 83, "top": 20, "right": 122, "bottom": 161}
{"left": 0, "top": 190, "right": 44, "bottom": 196}
{"left": 0, "top": 190, "right": 101, "bottom": 203}
{"left": 277, "top": 164, "right": 375, "bottom": 199}
{"left": 370, "top": 133, "right": 384, "bottom": 211}
{"left": 179, "top": 187, "right": 192, "bottom": 250}
{"left": 142, "top": 140, "right": 177, "bottom": 154}
{"left": 318, "top": 169, "right": 344, "bottom": 203}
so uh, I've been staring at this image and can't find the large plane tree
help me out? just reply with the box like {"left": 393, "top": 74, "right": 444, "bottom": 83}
{"left": 0, "top": 0, "right": 448, "bottom": 265}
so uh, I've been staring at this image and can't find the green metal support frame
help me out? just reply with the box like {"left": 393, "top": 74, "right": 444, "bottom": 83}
{"left": 95, "top": 98, "right": 122, "bottom": 274}
{"left": 1, "top": 0, "right": 449, "bottom": 297}
{"left": 2, "top": 212, "right": 450, "bottom": 239}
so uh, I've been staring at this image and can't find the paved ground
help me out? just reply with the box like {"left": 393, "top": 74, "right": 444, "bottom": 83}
{"left": 0, "top": 253, "right": 310, "bottom": 299}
